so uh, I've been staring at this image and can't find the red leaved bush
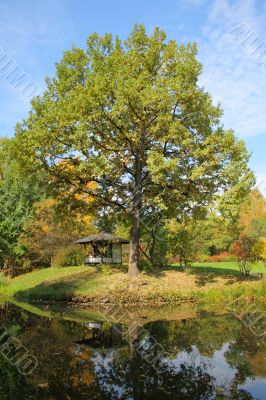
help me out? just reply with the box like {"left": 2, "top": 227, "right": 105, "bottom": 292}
{"left": 206, "top": 252, "right": 235, "bottom": 262}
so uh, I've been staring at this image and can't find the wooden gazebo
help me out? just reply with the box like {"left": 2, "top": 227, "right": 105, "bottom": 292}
{"left": 74, "top": 233, "right": 129, "bottom": 265}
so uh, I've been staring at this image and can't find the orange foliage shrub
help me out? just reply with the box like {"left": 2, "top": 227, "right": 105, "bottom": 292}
{"left": 206, "top": 252, "right": 236, "bottom": 262}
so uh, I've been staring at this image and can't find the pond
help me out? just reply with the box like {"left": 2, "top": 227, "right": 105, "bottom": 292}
{"left": 0, "top": 302, "right": 266, "bottom": 399}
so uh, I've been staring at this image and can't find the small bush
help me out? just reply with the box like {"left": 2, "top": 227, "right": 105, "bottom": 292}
{"left": 21, "top": 259, "right": 32, "bottom": 272}
{"left": 97, "top": 264, "right": 113, "bottom": 274}
{"left": 52, "top": 245, "right": 85, "bottom": 267}
{"left": 206, "top": 252, "right": 237, "bottom": 262}
{"left": 139, "top": 259, "right": 153, "bottom": 272}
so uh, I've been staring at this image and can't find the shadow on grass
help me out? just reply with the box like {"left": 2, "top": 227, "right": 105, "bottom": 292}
{"left": 14, "top": 271, "right": 100, "bottom": 302}
{"left": 186, "top": 265, "right": 262, "bottom": 287}
{"left": 144, "top": 264, "right": 238, "bottom": 286}
{"left": 191, "top": 266, "right": 239, "bottom": 287}
{"left": 149, "top": 264, "right": 262, "bottom": 287}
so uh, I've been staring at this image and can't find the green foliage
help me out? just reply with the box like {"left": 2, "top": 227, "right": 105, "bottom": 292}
{"left": 0, "top": 237, "right": 10, "bottom": 265}
{"left": 140, "top": 216, "right": 169, "bottom": 268}
{"left": 0, "top": 137, "right": 97, "bottom": 271}
{"left": 15, "top": 24, "right": 253, "bottom": 274}
{"left": 0, "top": 138, "right": 45, "bottom": 268}
{"left": 52, "top": 245, "right": 85, "bottom": 267}
{"left": 139, "top": 258, "right": 153, "bottom": 272}
{"left": 203, "top": 213, "right": 238, "bottom": 255}
{"left": 168, "top": 218, "right": 208, "bottom": 267}
{"left": 97, "top": 264, "right": 114, "bottom": 274}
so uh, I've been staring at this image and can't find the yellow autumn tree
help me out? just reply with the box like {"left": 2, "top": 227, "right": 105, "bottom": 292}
{"left": 253, "top": 237, "right": 266, "bottom": 265}
{"left": 21, "top": 196, "right": 96, "bottom": 266}
{"left": 238, "top": 189, "right": 266, "bottom": 237}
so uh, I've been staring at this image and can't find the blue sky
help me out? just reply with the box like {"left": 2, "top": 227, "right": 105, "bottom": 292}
{"left": 0, "top": 0, "right": 265, "bottom": 192}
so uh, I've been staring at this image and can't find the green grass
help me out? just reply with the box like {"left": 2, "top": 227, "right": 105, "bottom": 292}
{"left": 0, "top": 266, "right": 95, "bottom": 299}
{"left": 0, "top": 265, "right": 128, "bottom": 302}
{"left": 193, "top": 261, "right": 266, "bottom": 275}
{"left": 194, "top": 279, "right": 266, "bottom": 303}
{"left": 0, "top": 262, "right": 265, "bottom": 306}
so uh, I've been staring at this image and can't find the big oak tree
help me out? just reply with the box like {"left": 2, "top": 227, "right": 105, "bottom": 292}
{"left": 15, "top": 25, "right": 253, "bottom": 276}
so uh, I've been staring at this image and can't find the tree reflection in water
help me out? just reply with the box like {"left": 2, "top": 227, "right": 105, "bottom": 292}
{"left": 0, "top": 303, "right": 265, "bottom": 399}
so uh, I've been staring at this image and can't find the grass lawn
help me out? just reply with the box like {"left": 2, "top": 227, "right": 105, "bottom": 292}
{"left": 193, "top": 261, "right": 266, "bottom": 275}
{"left": 0, "top": 266, "right": 90, "bottom": 298}
{"left": 0, "top": 262, "right": 266, "bottom": 306}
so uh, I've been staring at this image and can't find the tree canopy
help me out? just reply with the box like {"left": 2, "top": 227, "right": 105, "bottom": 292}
{"left": 15, "top": 24, "right": 253, "bottom": 275}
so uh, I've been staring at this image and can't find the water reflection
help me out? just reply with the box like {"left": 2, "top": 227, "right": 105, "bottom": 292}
{"left": 0, "top": 303, "right": 266, "bottom": 399}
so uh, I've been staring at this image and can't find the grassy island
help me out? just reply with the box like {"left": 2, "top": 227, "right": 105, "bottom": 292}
{"left": 0, "top": 263, "right": 265, "bottom": 307}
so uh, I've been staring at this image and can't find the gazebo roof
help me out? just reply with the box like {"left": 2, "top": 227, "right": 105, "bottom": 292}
{"left": 74, "top": 233, "right": 130, "bottom": 244}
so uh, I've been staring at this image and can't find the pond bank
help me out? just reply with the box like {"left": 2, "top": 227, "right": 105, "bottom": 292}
{"left": 0, "top": 265, "right": 266, "bottom": 307}
{"left": 3, "top": 298, "right": 207, "bottom": 325}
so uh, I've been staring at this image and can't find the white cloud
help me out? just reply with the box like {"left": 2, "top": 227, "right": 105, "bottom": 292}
{"left": 197, "top": 0, "right": 266, "bottom": 191}
{"left": 196, "top": 0, "right": 266, "bottom": 138}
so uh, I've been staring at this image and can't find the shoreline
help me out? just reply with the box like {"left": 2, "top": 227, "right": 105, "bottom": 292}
{"left": 0, "top": 265, "right": 266, "bottom": 309}
{"left": 2, "top": 281, "right": 265, "bottom": 310}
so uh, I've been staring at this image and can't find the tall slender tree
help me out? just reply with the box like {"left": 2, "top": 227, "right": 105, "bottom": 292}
{"left": 15, "top": 25, "right": 253, "bottom": 276}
